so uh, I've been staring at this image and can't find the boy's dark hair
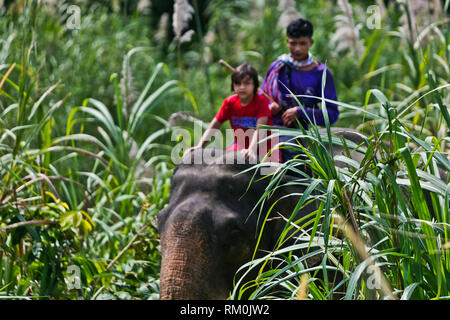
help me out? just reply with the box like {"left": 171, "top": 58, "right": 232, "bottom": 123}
{"left": 231, "top": 63, "right": 259, "bottom": 94}
{"left": 286, "top": 18, "right": 314, "bottom": 38}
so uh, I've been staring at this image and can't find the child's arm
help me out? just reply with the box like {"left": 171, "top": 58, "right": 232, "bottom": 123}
{"left": 196, "top": 117, "right": 222, "bottom": 148}
{"left": 241, "top": 116, "right": 268, "bottom": 161}
{"left": 269, "top": 101, "right": 282, "bottom": 115}
{"left": 184, "top": 117, "right": 222, "bottom": 156}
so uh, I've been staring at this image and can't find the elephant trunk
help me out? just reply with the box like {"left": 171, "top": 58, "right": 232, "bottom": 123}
{"left": 159, "top": 219, "right": 217, "bottom": 300}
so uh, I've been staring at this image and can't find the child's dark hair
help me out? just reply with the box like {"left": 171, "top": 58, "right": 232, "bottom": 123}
{"left": 286, "top": 18, "right": 313, "bottom": 38}
{"left": 231, "top": 64, "right": 259, "bottom": 94}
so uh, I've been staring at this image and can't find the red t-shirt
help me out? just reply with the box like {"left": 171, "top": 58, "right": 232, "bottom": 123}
{"left": 215, "top": 93, "right": 281, "bottom": 162}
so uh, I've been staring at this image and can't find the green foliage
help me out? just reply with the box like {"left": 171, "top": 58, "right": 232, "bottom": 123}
{"left": 0, "top": 1, "right": 183, "bottom": 299}
{"left": 231, "top": 61, "right": 450, "bottom": 301}
{"left": 226, "top": 1, "right": 450, "bottom": 300}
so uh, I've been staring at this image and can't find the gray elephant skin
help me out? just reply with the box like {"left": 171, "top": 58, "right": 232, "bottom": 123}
{"left": 157, "top": 153, "right": 300, "bottom": 299}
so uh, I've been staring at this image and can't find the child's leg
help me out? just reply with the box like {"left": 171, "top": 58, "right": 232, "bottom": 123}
{"left": 226, "top": 142, "right": 243, "bottom": 151}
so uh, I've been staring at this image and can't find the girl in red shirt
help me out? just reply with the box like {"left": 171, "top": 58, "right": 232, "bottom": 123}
{"left": 186, "top": 64, "right": 281, "bottom": 163}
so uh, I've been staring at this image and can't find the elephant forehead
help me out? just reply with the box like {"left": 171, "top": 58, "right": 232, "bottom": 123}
{"left": 158, "top": 191, "right": 253, "bottom": 239}
{"left": 172, "top": 164, "right": 257, "bottom": 194}
{"left": 157, "top": 164, "right": 264, "bottom": 232}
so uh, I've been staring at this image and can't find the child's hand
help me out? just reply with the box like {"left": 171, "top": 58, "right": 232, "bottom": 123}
{"left": 281, "top": 107, "right": 297, "bottom": 127}
{"left": 269, "top": 102, "right": 282, "bottom": 115}
{"left": 183, "top": 145, "right": 202, "bottom": 157}
{"left": 241, "top": 148, "right": 257, "bottom": 162}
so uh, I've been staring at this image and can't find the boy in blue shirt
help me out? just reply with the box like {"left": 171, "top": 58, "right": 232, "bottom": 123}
{"left": 262, "top": 18, "right": 339, "bottom": 129}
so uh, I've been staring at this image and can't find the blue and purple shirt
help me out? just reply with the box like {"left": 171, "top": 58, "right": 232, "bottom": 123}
{"left": 262, "top": 61, "right": 339, "bottom": 128}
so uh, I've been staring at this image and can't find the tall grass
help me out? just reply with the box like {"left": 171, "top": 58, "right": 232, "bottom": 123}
{"left": 229, "top": 2, "right": 449, "bottom": 298}
{"left": 0, "top": 2, "right": 181, "bottom": 298}
{"left": 0, "top": 55, "right": 176, "bottom": 299}
{"left": 231, "top": 66, "right": 449, "bottom": 301}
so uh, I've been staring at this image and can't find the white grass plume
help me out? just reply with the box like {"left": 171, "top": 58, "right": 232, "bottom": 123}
{"left": 155, "top": 13, "right": 169, "bottom": 41}
{"left": 137, "top": 0, "right": 151, "bottom": 15}
{"left": 398, "top": 0, "right": 442, "bottom": 43}
{"left": 173, "top": 0, "right": 195, "bottom": 42}
{"left": 330, "top": 0, "right": 365, "bottom": 58}
{"left": 120, "top": 55, "right": 138, "bottom": 116}
{"left": 278, "top": 0, "right": 296, "bottom": 11}
{"left": 277, "top": 0, "right": 300, "bottom": 29}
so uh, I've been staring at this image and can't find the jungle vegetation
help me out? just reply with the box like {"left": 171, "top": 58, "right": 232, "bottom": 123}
{"left": 0, "top": 0, "right": 449, "bottom": 300}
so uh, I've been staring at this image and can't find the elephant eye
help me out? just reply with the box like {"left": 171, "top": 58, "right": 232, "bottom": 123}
{"left": 226, "top": 223, "right": 246, "bottom": 242}
{"left": 229, "top": 228, "right": 241, "bottom": 238}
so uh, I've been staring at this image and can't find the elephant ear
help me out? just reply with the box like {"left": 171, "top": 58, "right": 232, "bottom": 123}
{"left": 157, "top": 206, "right": 172, "bottom": 233}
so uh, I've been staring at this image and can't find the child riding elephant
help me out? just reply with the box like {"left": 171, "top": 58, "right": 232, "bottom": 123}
{"left": 261, "top": 18, "right": 339, "bottom": 161}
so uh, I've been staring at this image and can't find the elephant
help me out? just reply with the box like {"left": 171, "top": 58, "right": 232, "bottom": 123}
{"left": 157, "top": 127, "right": 373, "bottom": 300}
{"left": 158, "top": 151, "right": 298, "bottom": 299}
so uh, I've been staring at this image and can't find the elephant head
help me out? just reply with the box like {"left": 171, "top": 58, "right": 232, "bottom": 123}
{"left": 157, "top": 150, "right": 302, "bottom": 299}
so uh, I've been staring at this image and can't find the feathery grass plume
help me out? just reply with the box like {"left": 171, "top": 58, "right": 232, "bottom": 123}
{"left": 333, "top": 215, "right": 398, "bottom": 300}
{"left": 253, "top": 0, "right": 264, "bottom": 7}
{"left": 278, "top": 0, "right": 295, "bottom": 8}
{"left": 277, "top": 0, "right": 300, "bottom": 29}
{"left": 167, "top": 111, "right": 205, "bottom": 128}
{"left": 376, "top": 0, "right": 386, "bottom": 16}
{"left": 37, "top": 0, "right": 58, "bottom": 15}
{"left": 155, "top": 13, "right": 169, "bottom": 41}
{"left": 137, "top": 0, "right": 151, "bottom": 15}
{"left": 173, "top": 0, "right": 195, "bottom": 43}
{"left": 111, "top": 0, "right": 120, "bottom": 13}
{"left": 203, "top": 31, "right": 215, "bottom": 64}
{"left": 204, "top": 30, "right": 216, "bottom": 45}
{"left": 431, "top": 0, "right": 442, "bottom": 20}
{"left": 296, "top": 274, "right": 309, "bottom": 300}
{"left": 37, "top": 0, "right": 58, "bottom": 5}
{"left": 330, "top": 0, "right": 365, "bottom": 58}
{"left": 119, "top": 54, "right": 138, "bottom": 116}
{"left": 398, "top": 0, "right": 442, "bottom": 43}
{"left": 178, "top": 29, "right": 195, "bottom": 44}
{"left": 398, "top": 0, "right": 425, "bottom": 43}
{"left": 0, "top": 32, "right": 15, "bottom": 63}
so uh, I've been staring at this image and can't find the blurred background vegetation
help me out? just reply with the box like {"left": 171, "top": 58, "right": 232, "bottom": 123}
{"left": 0, "top": 0, "right": 449, "bottom": 299}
